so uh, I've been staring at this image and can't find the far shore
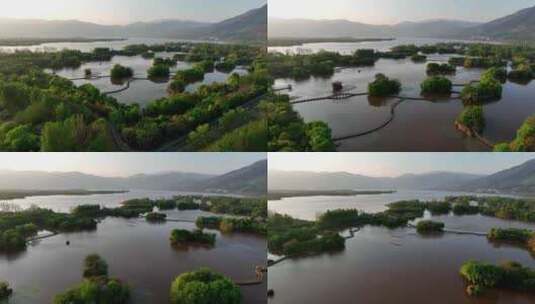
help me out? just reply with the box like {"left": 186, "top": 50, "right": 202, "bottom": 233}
{"left": 0, "top": 189, "right": 129, "bottom": 200}
{"left": 268, "top": 37, "right": 395, "bottom": 47}
{"left": 0, "top": 37, "right": 126, "bottom": 47}
{"left": 268, "top": 189, "right": 396, "bottom": 200}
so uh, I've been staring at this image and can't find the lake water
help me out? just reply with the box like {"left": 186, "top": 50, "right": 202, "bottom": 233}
{"left": 268, "top": 190, "right": 535, "bottom": 304}
{"left": 0, "top": 38, "right": 217, "bottom": 53}
{"left": 270, "top": 38, "right": 534, "bottom": 152}
{"left": 0, "top": 191, "right": 266, "bottom": 304}
{"left": 1, "top": 189, "right": 238, "bottom": 213}
{"left": 0, "top": 37, "right": 246, "bottom": 106}
{"left": 52, "top": 54, "right": 247, "bottom": 106}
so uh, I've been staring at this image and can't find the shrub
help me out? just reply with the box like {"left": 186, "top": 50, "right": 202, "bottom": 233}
{"left": 457, "top": 106, "right": 485, "bottom": 133}
{"left": 168, "top": 79, "right": 186, "bottom": 95}
{"left": 305, "top": 121, "right": 336, "bottom": 151}
{"left": 0, "top": 281, "right": 13, "bottom": 300}
{"left": 411, "top": 54, "right": 427, "bottom": 62}
{"left": 420, "top": 76, "right": 452, "bottom": 95}
{"left": 368, "top": 73, "right": 401, "bottom": 96}
{"left": 110, "top": 64, "right": 133, "bottom": 79}
{"left": 170, "top": 229, "right": 216, "bottom": 247}
{"left": 148, "top": 64, "right": 170, "bottom": 79}
{"left": 426, "top": 63, "right": 455, "bottom": 75}
{"left": 416, "top": 220, "right": 445, "bottom": 234}
{"left": 146, "top": 212, "right": 167, "bottom": 222}
{"left": 170, "top": 268, "right": 241, "bottom": 304}
{"left": 83, "top": 254, "right": 108, "bottom": 279}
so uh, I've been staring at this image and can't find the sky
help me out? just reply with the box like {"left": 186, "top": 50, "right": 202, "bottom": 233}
{"left": 0, "top": 153, "right": 266, "bottom": 177}
{"left": 0, "top": 0, "right": 266, "bottom": 24}
{"left": 269, "top": 153, "right": 535, "bottom": 177}
{"left": 269, "top": 0, "right": 535, "bottom": 24}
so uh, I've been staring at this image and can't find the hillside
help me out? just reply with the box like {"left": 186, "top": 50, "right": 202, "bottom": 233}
{"left": 0, "top": 159, "right": 267, "bottom": 196}
{"left": 457, "top": 159, "right": 535, "bottom": 194}
{"left": 196, "top": 159, "right": 267, "bottom": 195}
{"left": 268, "top": 18, "right": 479, "bottom": 38}
{"left": 463, "top": 4, "right": 535, "bottom": 41}
{"left": 204, "top": 5, "right": 267, "bottom": 41}
{"left": 268, "top": 170, "right": 482, "bottom": 191}
{"left": 0, "top": 5, "right": 266, "bottom": 42}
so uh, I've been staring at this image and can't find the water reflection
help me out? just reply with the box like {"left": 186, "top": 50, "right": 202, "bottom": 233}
{"left": 268, "top": 190, "right": 535, "bottom": 304}
{"left": 0, "top": 214, "right": 266, "bottom": 304}
{"left": 271, "top": 40, "right": 535, "bottom": 151}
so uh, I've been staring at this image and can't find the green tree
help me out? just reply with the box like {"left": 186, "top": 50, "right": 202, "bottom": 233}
{"left": 170, "top": 268, "right": 241, "bottom": 304}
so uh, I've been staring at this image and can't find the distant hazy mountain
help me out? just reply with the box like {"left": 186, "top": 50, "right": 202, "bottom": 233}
{"left": 268, "top": 18, "right": 480, "bottom": 39}
{"left": 0, "top": 5, "right": 267, "bottom": 42}
{"left": 268, "top": 171, "right": 482, "bottom": 191}
{"left": 457, "top": 159, "right": 535, "bottom": 195}
{"left": 0, "top": 159, "right": 267, "bottom": 196}
{"left": 270, "top": 4, "right": 535, "bottom": 42}
{"left": 462, "top": 4, "right": 535, "bottom": 41}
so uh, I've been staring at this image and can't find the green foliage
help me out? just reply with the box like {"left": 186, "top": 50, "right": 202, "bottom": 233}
{"left": 420, "top": 76, "right": 452, "bottom": 95}
{"left": 505, "top": 116, "right": 535, "bottom": 152}
{"left": 0, "top": 281, "right": 13, "bottom": 300}
{"left": 1, "top": 124, "right": 39, "bottom": 151}
{"left": 416, "top": 220, "right": 445, "bottom": 234}
{"left": 457, "top": 106, "right": 485, "bottom": 133}
{"left": 199, "top": 197, "right": 267, "bottom": 218}
{"left": 0, "top": 43, "right": 267, "bottom": 152}
{"left": 170, "top": 268, "right": 241, "bottom": 304}
{"left": 410, "top": 54, "right": 427, "bottom": 62}
{"left": 426, "top": 63, "right": 456, "bottom": 75}
{"left": 41, "top": 116, "right": 115, "bottom": 152}
{"left": 54, "top": 254, "right": 130, "bottom": 304}
{"left": 488, "top": 228, "right": 535, "bottom": 254}
{"left": 196, "top": 216, "right": 266, "bottom": 235}
{"left": 147, "top": 64, "right": 170, "bottom": 79}
{"left": 305, "top": 121, "right": 336, "bottom": 152}
{"left": 425, "top": 201, "right": 452, "bottom": 215}
{"left": 461, "top": 68, "right": 503, "bottom": 104}
{"left": 452, "top": 203, "right": 481, "bottom": 215}
{"left": 170, "top": 229, "right": 216, "bottom": 247}
{"left": 174, "top": 68, "right": 205, "bottom": 84}
{"left": 460, "top": 260, "right": 535, "bottom": 296}
{"left": 368, "top": 73, "right": 401, "bottom": 96}
{"left": 177, "top": 198, "right": 199, "bottom": 210}
{"left": 168, "top": 79, "right": 186, "bottom": 95}
{"left": 0, "top": 228, "right": 27, "bottom": 251}
{"left": 146, "top": 212, "right": 167, "bottom": 222}
{"left": 110, "top": 64, "right": 133, "bottom": 79}
{"left": 83, "top": 254, "right": 109, "bottom": 279}
{"left": 206, "top": 119, "right": 267, "bottom": 152}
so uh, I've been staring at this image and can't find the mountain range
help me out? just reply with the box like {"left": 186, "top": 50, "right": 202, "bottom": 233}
{"left": 0, "top": 5, "right": 267, "bottom": 42}
{"left": 0, "top": 159, "right": 267, "bottom": 196}
{"left": 269, "top": 4, "right": 535, "bottom": 41}
{"left": 269, "top": 158, "right": 535, "bottom": 196}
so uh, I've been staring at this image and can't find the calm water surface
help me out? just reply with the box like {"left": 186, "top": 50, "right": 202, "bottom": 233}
{"left": 1, "top": 37, "right": 245, "bottom": 106}
{"left": 268, "top": 190, "right": 535, "bottom": 304}
{"left": 2, "top": 189, "right": 237, "bottom": 213}
{"left": 1, "top": 190, "right": 265, "bottom": 303}
{"left": 270, "top": 38, "right": 535, "bottom": 151}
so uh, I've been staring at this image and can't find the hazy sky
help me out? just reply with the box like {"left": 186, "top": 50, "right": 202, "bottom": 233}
{"left": 0, "top": 0, "right": 266, "bottom": 24}
{"left": 0, "top": 153, "right": 266, "bottom": 177}
{"left": 269, "top": 0, "right": 535, "bottom": 24}
{"left": 269, "top": 153, "right": 535, "bottom": 177}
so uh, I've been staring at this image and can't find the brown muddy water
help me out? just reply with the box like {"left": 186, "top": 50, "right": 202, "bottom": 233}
{"left": 271, "top": 40, "right": 535, "bottom": 152}
{"left": 268, "top": 191, "right": 535, "bottom": 304}
{"left": 0, "top": 192, "right": 266, "bottom": 304}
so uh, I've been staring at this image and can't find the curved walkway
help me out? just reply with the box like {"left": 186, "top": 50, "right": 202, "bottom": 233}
{"left": 285, "top": 79, "right": 482, "bottom": 142}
